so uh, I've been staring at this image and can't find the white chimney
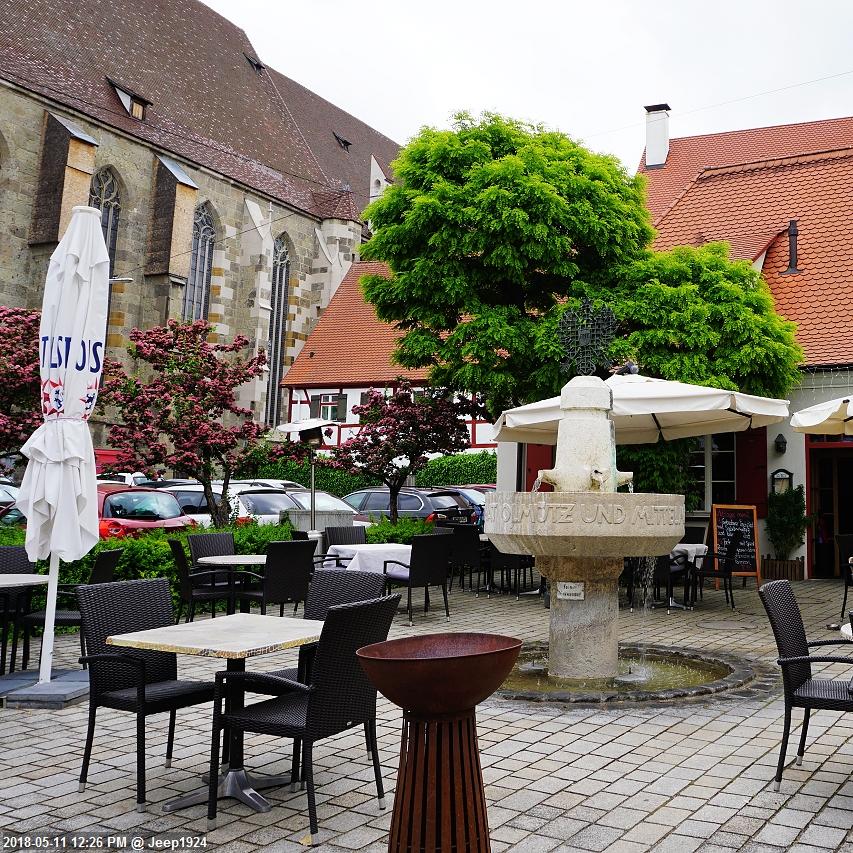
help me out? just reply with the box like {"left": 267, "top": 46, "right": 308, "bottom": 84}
{"left": 644, "top": 103, "right": 671, "bottom": 167}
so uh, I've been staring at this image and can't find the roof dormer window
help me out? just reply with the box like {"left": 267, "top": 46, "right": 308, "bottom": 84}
{"left": 244, "top": 53, "right": 265, "bottom": 73}
{"left": 333, "top": 132, "right": 351, "bottom": 152}
{"left": 107, "top": 78, "right": 150, "bottom": 120}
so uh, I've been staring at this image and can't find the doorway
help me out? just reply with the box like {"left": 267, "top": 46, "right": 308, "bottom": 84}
{"left": 809, "top": 444, "right": 853, "bottom": 577}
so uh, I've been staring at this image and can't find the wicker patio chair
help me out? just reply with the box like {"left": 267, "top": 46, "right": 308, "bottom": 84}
{"left": 235, "top": 539, "right": 318, "bottom": 615}
{"left": 836, "top": 534, "right": 853, "bottom": 620}
{"left": 691, "top": 530, "right": 742, "bottom": 610}
{"left": 168, "top": 540, "right": 231, "bottom": 623}
{"left": 759, "top": 579, "right": 853, "bottom": 791}
{"left": 207, "top": 594, "right": 400, "bottom": 843}
{"left": 291, "top": 529, "right": 310, "bottom": 541}
{"left": 0, "top": 545, "right": 35, "bottom": 675}
{"left": 384, "top": 533, "right": 453, "bottom": 626}
{"left": 447, "top": 523, "right": 483, "bottom": 592}
{"left": 248, "top": 569, "right": 387, "bottom": 693}
{"left": 20, "top": 548, "right": 123, "bottom": 669}
{"left": 324, "top": 526, "right": 366, "bottom": 547}
{"left": 77, "top": 578, "right": 215, "bottom": 812}
{"left": 186, "top": 532, "right": 238, "bottom": 615}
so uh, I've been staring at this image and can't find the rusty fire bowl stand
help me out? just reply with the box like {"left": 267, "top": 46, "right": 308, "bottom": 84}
{"left": 357, "top": 632, "right": 522, "bottom": 853}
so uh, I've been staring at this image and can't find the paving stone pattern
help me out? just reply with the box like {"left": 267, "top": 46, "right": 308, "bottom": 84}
{"left": 1, "top": 579, "right": 853, "bottom": 851}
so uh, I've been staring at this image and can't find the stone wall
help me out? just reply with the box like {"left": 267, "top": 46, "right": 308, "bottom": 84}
{"left": 0, "top": 82, "right": 357, "bottom": 426}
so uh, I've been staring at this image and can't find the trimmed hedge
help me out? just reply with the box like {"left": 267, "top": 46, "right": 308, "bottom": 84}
{"left": 415, "top": 451, "right": 497, "bottom": 487}
{"left": 364, "top": 517, "right": 435, "bottom": 544}
{"left": 252, "top": 455, "right": 381, "bottom": 497}
{"left": 0, "top": 521, "right": 295, "bottom": 610}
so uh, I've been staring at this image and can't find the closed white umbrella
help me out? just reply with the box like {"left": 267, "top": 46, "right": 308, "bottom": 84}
{"left": 492, "top": 373, "right": 790, "bottom": 445}
{"left": 16, "top": 206, "right": 109, "bottom": 683}
{"left": 790, "top": 397, "right": 853, "bottom": 435}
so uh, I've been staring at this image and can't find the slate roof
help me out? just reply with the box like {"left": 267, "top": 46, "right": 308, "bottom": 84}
{"left": 638, "top": 115, "right": 853, "bottom": 222}
{"left": 651, "top": 146, "right": 853, "bottom": 366}
{"left": 0, "top": 0, "right": 398, "bottom": 220}
{"left": 284, "top": 262, "right": 429, "bottom": 387}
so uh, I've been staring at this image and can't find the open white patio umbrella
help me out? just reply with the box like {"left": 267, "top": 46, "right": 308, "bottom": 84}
{"left": 492, "top": 373, "right": 790, "bottom": 445}
{"left": 790, "top": 397, "right": 853, "bottom": 435}
{"left": 16, "top": 206, "right": 109, "bottom": 683}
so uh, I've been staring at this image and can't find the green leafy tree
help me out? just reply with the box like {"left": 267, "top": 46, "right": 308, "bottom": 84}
{"left": 361, "top": 112, "right": 654, "bottom": 420}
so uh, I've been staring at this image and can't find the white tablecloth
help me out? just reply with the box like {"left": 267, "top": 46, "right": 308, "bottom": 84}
{"left": 325, "top": 543, "right": 412, "bottom": 574}
{"left": 671, "top": 543, "right": 708, "bottom": 567}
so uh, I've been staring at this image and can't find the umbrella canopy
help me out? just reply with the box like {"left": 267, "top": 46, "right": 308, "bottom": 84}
{"left": 16, "top": 205, "right": 109, "bottom": 682}
{"left": 492, "top": 374, "right": 790, "bottom": 445}
{"left": 790, "top": 396, "right": 853, "bottom": 435}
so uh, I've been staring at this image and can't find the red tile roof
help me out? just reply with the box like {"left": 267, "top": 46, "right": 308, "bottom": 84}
{"left": 0, "top": 0, "right": 398, "bottom": 219}
{"left": 652, "top": 146, "right": 853, "bottom": 366}
{"left": 639, "top": 115, "right": 853, "bottom": 221}
{"left": 283, "top": 262, "right": 429, "bottom": 387}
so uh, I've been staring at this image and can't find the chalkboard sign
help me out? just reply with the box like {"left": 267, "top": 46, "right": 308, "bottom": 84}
{"left": 711, "top": 504, "right": 761, "bottom": 584}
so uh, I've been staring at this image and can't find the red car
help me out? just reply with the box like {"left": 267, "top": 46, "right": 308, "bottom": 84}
{"left": 97, "top": 484, "right": 196, "bottom": 538}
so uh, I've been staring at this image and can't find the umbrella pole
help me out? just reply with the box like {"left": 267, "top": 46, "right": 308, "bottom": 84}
{"left": 38, "top": 552, "right": 60, "bottom": 684}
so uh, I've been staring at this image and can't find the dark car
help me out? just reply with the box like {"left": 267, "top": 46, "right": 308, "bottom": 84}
{"left": 427, "top": 486, "right": 489, "bottom": 531}
{"left": 342, "top": 487, "right": 477, "bottom": 525}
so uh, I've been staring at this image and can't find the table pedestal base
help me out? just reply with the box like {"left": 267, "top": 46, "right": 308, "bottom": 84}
{"left": 390, "top": 709, "right": 490, "bottom": 853}
{"left": 163, "top": 766, "right": 292, "bottom": 814}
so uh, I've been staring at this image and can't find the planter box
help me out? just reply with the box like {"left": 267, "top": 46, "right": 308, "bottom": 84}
{"left": 761, "top": 555, "right": 805, "bottom": 581}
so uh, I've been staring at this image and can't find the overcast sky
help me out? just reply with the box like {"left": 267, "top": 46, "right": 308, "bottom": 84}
{"left": 203, "top": 0, "right": 853, "bottom": 171}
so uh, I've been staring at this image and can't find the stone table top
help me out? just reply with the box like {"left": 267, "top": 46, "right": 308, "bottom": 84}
{"left": 196, "top": 554, "right": 268, "bottom": 566}
{"left": 0, "top": 574, "right": 49, "bottom": 589}
{"left": 107, "top": 612, "right": 323, "bottom": 659}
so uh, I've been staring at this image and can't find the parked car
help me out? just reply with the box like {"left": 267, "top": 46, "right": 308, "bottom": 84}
{"left": 96, "top": 472, "right": 150, "bottom": 487}
{"left": 97, "top": 484, "right": 197, "bottom": 538}
{"left": 0, "top": 484, "right": 18, "bottom": 507}
{"left": 166, "top": 485, "right": 362, "bottom": 527}
{"left": 342, "top": 487, "right": 477, "bottom": 525}
{"left": 0, "top": 504, "right": 25, "bottom": 527}
{"left": 214, "top": 478, "right": 305, "bottom": 490}
{"left": 429, "top": 486, "right": 488, "bottom": 531}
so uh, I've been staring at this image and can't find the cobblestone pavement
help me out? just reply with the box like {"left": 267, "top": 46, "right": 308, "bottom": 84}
{"left": 2, "top": 578, "right": 853, "bottom": 852}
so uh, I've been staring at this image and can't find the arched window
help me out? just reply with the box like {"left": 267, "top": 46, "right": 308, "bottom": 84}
{"left": 266, "top": 234, "right": 290, "bottom": 426}
{"left": 89, "top": 168, "right": 121, "bottom": 273}
{"left": 183, "top": 204, "right": 216, "bottom": 321}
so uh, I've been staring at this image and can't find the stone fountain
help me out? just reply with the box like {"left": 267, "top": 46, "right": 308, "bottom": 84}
{"left": 485, "top": 375, "right": 685, "bottom": 680}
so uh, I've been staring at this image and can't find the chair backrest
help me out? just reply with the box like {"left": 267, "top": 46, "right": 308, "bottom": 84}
{"left": 409, "top": 533, "right": 454, "bottom": 585}
{"left": 0, "top": 545, "right": 34, "bottom": 574}
{"left": 168, "top": 539, "right": 193, "bottom": 601}
{"left": 89, "top": 549, "right": 122, "bottom": 584}
{"left": 77, "top": 578, "right": 177, "bottom": 699}
{"left": 263, "top": 540, "right": 317, "bottom": 605}
{"left": 836, "top": 534, "right": 853, "bottom": 578}
{"left": 758, "top": 579, "right": 811, "bottom": 694}
{"left": 303, "top": 569, "right": 386, "bottom": 621}
{"left": 325, "top": 526, "right": 367, "bottom": 547}
{"left": 291, "top": 529, "right": 310, "bottom": 541}
{"left": 680, "top": 525, "right": 707, "bottom": 545}
{"left": 187, "top": 532, "right": 235, "bottom": 564}
{"left": 487, "top": 542, "right": 526, "bottom": 571}
{"left": 450, "top": 524, "right": 480, "bottom": 567}
{"left": 306, "top": 594, "right": 400, "bottom": 740}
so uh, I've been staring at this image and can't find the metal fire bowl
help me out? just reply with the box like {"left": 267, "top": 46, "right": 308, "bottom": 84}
{"left": 357, "top": 632, "right": 522, "bottom": 716}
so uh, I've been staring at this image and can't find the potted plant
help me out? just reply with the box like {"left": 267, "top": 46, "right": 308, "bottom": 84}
{"left": 763, "top": 485, "right": 810, "bottom": 580}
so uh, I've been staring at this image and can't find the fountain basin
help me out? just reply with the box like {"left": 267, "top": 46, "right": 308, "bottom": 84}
{"left": 485, "top": 491, "right": 685, "bottom": 557}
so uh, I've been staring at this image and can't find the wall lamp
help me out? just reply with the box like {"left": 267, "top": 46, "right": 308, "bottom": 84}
{"left": 774, "top": 433, "right": 787, "bottom": 454}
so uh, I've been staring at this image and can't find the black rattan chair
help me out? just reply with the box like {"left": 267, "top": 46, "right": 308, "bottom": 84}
{"left": 384, "top": 533, "right": 453, "bottom": 626}
{"left": 291, "top": 529, "right": 310, "bottom": 541}
{"left": 691, "top": 531, "right": 742, "bottom": 610}
{"left": 236, "top": 540, "right": 318, "bottom": 615}
{"left": 77, "top": 578, "right": 215, "bottom": 811}
{"left": 836, "top": 534, "right": 853, "bottom": 620}
{"left": 447, "top": 524, "right": 483, "bottom": 592}
{"left": 168, "top": 539, "right": 231, "bottom": 623}
{"left": 0, "top": 545, "right": 35, "bottom": 675}
{"left": 187, "top": 532, "right": 238, "bottom": 615}
{"left": 487, "top": 543, "right": 536, "bottom": 599}
{"left": 325, "top": 526, "right": 367, "bottom": 547}
{"left": 20, "top": 548, "right": 123, "bottom": 669}
{"left": 207, "top": 594, "right": 400, "bottom": 843}
{"left": 759, "top": 579, "right": 853, "bottom": 791}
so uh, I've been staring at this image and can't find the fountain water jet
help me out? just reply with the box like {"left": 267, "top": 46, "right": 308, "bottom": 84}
{"left": 486, "top": 376, "right": 684, "bottom": 680}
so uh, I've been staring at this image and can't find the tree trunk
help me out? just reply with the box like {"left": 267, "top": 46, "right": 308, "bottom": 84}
{"left": 388, "top": 483, "right": 400, "bottom": 525}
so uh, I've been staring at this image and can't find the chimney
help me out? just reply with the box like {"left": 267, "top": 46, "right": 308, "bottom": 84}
{"left": 644, "top": 103, "right": 671, "bottom": 167}
{"left": 782, "top": 219, "right": 800, "bottom": 274}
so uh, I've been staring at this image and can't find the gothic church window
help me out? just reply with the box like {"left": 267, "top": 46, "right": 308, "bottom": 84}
{"left": 183, "top": 204, "right": 216, "bottom": 321}
{"left": 89, "top": 168, "right": 121, "bottom": 274}
{"left": 266, "top": 234, "right": 290, "bottom": 426}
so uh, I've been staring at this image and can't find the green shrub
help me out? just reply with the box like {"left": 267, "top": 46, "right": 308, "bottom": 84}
{"left": 415, "top": 451, "right": 496, "bottom": 487}
{"left": 4, "top": 521, "right": 295, "bottom": 611}
{"left": 365, "top": 517, "right": 435, "bottom": 544}
{"left": 766, "top": 485, "right": 811, "bottom": 560}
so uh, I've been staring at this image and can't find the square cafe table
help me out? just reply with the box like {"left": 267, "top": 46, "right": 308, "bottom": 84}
{"left": 107, "top": 612, "right": 323, "bottom": 813}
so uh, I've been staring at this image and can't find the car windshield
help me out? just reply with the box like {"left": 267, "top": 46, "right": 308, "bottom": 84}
{"left": 288, "top": 491, "right": 354, "bottom": 512}
{"left": 457, "top": 489, "right": 486, "bottom": 505}
{"left": 0, "top": 507, "right": 24, "bottom": 526}
{"left": 239, "top": 492, "right": 298, "bottom": 515}
{"left": 104, "top": 491, "right": 183, "bottom": 520}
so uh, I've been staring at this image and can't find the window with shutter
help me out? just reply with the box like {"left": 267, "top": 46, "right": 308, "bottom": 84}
{"left": 309, "top": 396, "right": 320, "bottom": 418}
{"left": 335, "top": 394, "right": 348, "bottom": 421}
